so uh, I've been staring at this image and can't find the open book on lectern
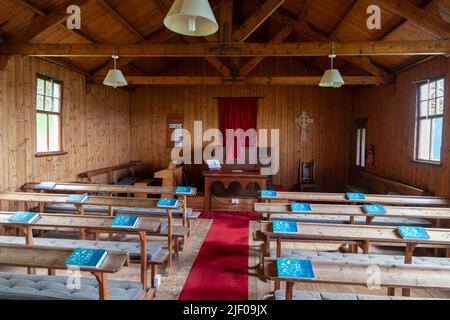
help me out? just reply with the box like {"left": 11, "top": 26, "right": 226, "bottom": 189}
{"left": 206, "top": 159, "right": 222, "bottom": 171}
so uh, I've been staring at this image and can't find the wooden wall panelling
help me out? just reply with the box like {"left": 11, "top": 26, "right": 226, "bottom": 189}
{"left": 353, "top": 57, "right": 450, "bottom": 198}
{"left": 130, "top": 58, "right": 353, "bottom": 191}
{"left": 0, "top": 56, "right": 132, "bottom": 210}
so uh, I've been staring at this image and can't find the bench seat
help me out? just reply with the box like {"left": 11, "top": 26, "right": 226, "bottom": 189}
{"left": 269, "top": 213, "right": 432, "bottom": 227}
{"left": 117, "top": 177, "right": 143, "bottom": 186}
{"left": 0, "top": 272, "right": 144, "bottom": 300}
{"left": 159, "top": 222, "right": 189, "bottom": 238}
{"left": 43, "top": 204, "right": 199, "bottom": 219}
{"left": 0, "top": 236, "right": 162, "bottom": 261}
{"left": 344, "top": 185, "right": 373, "bottom": 194}
{"left": 270, "top": 249, "right": 450, "bottom": 267}
{"left": 274, "top": 290, "right": 437, "bottom": 300}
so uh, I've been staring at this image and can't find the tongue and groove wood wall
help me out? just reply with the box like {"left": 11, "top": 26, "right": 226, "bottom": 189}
{"left": 0, "top": 56, "right": 131, "bottom": 209}
{"left": 352, "top": 57, "right": 450, "bottom": 198}
{"left": 130, "top": 58, "right": 354, "bottom": 191}
{"left": 1, "top": 54, "right": 448, "bottom": 199}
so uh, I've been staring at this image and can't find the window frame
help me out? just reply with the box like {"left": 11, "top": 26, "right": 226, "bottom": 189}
{"left": 355, "top": 118, "right": 368, "bottom": 169}
{"left": 35, "top": 74, "right": 66, "bottom": 157}
{"left": 414, "top": 76, "right": 445, "bottom": 165}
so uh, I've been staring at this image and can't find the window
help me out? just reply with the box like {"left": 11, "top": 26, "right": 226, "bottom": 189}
{"left": 36, "top": 75, "right": 63, "bottom": 155}
{"left": 415, "top": 77, "right": 445, "bottom": 163}
{"left": 355, "top": 119, "right": 367, "bottom": 168}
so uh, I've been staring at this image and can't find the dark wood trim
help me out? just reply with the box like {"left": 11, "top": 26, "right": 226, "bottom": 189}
{"left": 411, "top": 159, "right": 443, "bottom": 167}
{"left": 35, "top": 151, "right": 68, "bottom": 158}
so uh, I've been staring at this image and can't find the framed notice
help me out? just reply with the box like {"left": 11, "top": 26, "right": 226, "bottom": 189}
{"left": 167, "top": 114, "right": 184, "bottom": 149}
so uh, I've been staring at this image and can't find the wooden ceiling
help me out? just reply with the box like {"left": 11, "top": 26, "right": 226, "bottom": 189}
{"left": 0, "top": 0, "right": 449, "bottom": 86}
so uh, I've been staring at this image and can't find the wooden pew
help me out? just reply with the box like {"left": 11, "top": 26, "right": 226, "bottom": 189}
{"left": 353, "top": 171, "right": 432, "bottom": 196}
{"left": 259, "top": 221, "right": 450, "bottom": 295}
{"left": 21, "top": 182, "right": 198, "bottom": 228}
{"left": 254, "top": 202, "right": 450, "bottom": 226}
{"left": 260, "top": 192, "right": 450, "bottom": 207}
{"left": 264, "top": 258, "right": 450, "bottom": 300}
{"left": 78, "top": 161, "right": 140, "bottom": 184}
{"left": 259, "top": 222, "right": 450, "bottom": 261}
{"left": 0, "top": 243, "right": 128, "bottom": 300}
{"left": 0, "top": 212, "right": 162, "bottom": 291}
{"left": 0, "top": 192, "right": 182, "bottom": 268}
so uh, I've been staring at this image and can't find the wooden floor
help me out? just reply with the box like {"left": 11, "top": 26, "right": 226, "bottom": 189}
{"left": 1, "top": 217, "right": 450, "bottom": 300}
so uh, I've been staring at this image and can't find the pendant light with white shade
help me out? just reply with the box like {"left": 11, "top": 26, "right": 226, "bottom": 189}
{"left": 103, "top": 46, "right": 127, "bottom": 88}
{"left": 164, "top": 0, "right": 219, "bottom": 37}
{"left": 319, "top": 42, "right": 345, "bottom": 88}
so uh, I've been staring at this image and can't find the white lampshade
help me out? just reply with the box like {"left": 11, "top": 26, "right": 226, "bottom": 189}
{"left": 103, "top": 69, "right": 128, "bottom": 88}
{"left": 319, "top": 69, "right": 345, "bottom": 88}
{"left": 164, "top": 0, "right": 219, "bottom": 36}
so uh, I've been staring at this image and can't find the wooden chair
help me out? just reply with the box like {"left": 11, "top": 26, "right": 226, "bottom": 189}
{"left": 299, "top": 161, "right": 319, "bottom": 192}
{"left": 154, "top": 162, "right": 183, "bottom": 198}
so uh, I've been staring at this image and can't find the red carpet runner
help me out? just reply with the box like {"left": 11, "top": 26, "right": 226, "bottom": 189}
{"left": 179, "top": 211, "right": 258, "bottom": 300}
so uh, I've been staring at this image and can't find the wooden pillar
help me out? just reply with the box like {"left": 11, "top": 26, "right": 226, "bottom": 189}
{"left": 285, "top": 282, "right": 295, "bottom": 300}
{"left": 434, "top": 219, "right": 442, "bottom": 256}
{"left": 182, "top": 195, "right": 188, "bottom": 227}
{"left": 362, "top": 240, "right": 370, "bottom": 254}
{"left": 264, "top": 234, "right": 270, "bottom": 257}
{"left": 92, "top": 272, "right": 109, "bottom": 300}
{"left": 276, "top": 235, "right": 282, "bottom": 257}
{"left": 139, "top": 231, "right": 148, "bottom": 291}
{"left": 365, "top": 216, "right": 374, "bottom": 225}
{"left": 402, "top": 243, "right": 417, "bottom": 297}
{"left": 151, "top": 265, "right": 157, "bottom": 289}
{"left": 167, "top": 209, "right": 173, "bottom": 270}
{"left": 25, "top": 226, "right": 36, "bottom": 275}
{"left": 274, "top": 235, "right": 282, "bottom": 291}
{"left": 204, "top": 177, "right": 211, "bottom": 216}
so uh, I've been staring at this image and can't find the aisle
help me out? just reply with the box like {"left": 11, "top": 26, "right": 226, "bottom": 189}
{"left": 179, "top": 211, "right": 257, "bottom": 300}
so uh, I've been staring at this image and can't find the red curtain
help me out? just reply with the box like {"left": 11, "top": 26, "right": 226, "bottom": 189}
{"left": 219, "top": 98, "right": 258, "bottom": 160}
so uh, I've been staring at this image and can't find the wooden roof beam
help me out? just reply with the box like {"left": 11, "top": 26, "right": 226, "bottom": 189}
{"left": 97, "top": 75, "right": 387, "bottom": 86}
{"left": 320, "top": 1, "right": 391, "bottom": 77}
{"left": 90, "top": 27, "right": 177, "bottom": 76}
{"left": 328, "top": 0, "right": 358, "bottom": 39}
{"left": 372, "top": 0, "right": 450, "bottom": 39}
{"left": 219, "top": 0, "right": 238, "bottom": 69}
{"left": 239, "top": 0, "right": 313, "bottom": 77}
{"left": 239, "top": 26, "right": 293, "bottom": 76}
{"left": 9, "top": 0, "right": 92, "bottom": 43}
{"left": 232, "top": 0, "right": 286, "bottom": 42}
{"left": 264, "top": 5, "right": 392, "bottom": 78}
{"left": 220, "top": 0, "right": 234, "bottom": 43}
{"left": 40, "top": 57, "right": 89, "bottom": 75}
{"left": 15, "top": 0, "right": 46, "bottom": 16}
{"left": 2, "top": 41, "right": 448, "bottom": 57}
{"left": 96, "top": 0, "right": 146, "bottom": 42}
{"left": 381, "top": 0, "right": 441, "bottom": 41}
{"left": 126, "top": 63, "right": 149, "bottom": 76}
{"left": 297, "top": 0, "right": 313, "bottom": 22}
{"left": 375, "top": 1, "right": 446, "bottom": 72}
{"left": 183, "top": 37, "right": 230, "bottom": 77}
{"left": 14, "top": 0, "right": 95, "bottom": 43}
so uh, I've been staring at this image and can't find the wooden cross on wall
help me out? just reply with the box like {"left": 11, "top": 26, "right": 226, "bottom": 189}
{"left": 296, "top": 112, "right": 314, "bottom": 143}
